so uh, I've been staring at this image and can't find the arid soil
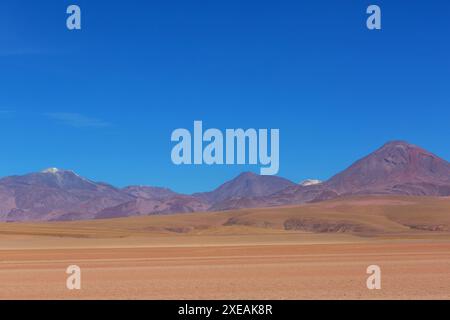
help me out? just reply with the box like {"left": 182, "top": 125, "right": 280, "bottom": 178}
{"left": 0, "top": 196, "right": 449, "bottom": 299}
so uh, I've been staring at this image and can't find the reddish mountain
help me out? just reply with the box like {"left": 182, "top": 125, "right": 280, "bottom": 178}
{"left": 254, "top": 141, "right": 450, "bottom": 209}
{"left": 324, "top": 141, "right": 450, "bottom": 196}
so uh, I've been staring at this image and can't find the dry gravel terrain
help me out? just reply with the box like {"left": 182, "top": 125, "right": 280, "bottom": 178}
{"left": 0, "top": 196, "right": 449, "bottom": 299}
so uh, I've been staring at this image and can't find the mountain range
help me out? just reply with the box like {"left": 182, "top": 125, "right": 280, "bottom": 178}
{"left": 1, "top": 141, "right": 449, "bottom": 222}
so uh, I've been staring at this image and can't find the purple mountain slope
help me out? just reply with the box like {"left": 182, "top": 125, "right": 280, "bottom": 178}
{"left": 0, "top": 169, "right": 199, "bottom": 221}
{"left": 0, "top": 141, "right": 449, "bottom": 221}
{"left": 324, "top": 141, "right": 450, "bottom": 196}
{"left": 228, "top": 141, "right": 450, "bottom": 210}
{"left": 98, "top": 172, "right": 296, "bottom": 219}
{"left": 96, "top": 195, "right": 210, "bottom": 219}
{"left": 194, "top": 172, "right": 297, "bottom": 204}
{"left": 122, "top": 185, "right": 177, "bottom": 200}
{"left": 0, "top": 168, "right": 133, "bottom": 221}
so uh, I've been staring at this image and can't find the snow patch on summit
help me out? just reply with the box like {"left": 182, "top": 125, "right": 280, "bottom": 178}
{"left": 42, "top": 168, "right": 61, "bottom": 174}
{"left": 300, "top": 179, "right": 323, "bottom": 187}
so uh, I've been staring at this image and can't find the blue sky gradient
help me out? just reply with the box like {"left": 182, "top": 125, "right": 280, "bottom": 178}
{"left": 0, "top": 1, "right": 449, "bottom": 193}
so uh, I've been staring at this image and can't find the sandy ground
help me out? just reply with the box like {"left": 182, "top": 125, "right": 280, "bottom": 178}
{"left": 0, "top": 239, "right": 449, "bottom": 299}
{"left": 0, "top": 196, "right": 449, "bottom": 300}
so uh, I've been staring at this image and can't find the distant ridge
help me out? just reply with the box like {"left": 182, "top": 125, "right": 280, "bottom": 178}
{"left": 250, "top": 141, "right": 450, "bottom": 209}
{"left": 193, "top": 171, "right": 296, "bottom": 204}
{"left": 0, "top": 168, "right": 133, "bottom": 221}
{"left": 0, "top": 141, "right": 449, "bottom": 221}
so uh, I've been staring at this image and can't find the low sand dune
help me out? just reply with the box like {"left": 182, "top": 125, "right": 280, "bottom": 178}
{"left": 0, "top": 196, "right": 449, "bottom": 299}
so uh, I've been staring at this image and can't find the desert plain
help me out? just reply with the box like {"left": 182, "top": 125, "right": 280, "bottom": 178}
{"left": 0, "top": 195, "right": 449, "bottom": 300}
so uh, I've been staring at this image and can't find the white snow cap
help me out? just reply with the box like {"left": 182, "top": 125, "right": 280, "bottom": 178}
{"left": 300, "top": 179, "right": 323, "bottom": 186}
{"left": 42, "top": 167, "right": 61, "bottom": 174}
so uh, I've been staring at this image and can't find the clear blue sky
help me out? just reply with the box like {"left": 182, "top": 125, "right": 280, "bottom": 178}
{"left": 0, "top": 0, "right": 449, "bottom": 193}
